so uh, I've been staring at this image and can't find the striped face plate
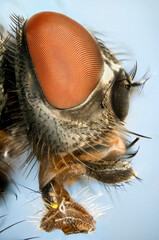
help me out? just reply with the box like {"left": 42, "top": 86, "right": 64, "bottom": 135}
{"left": 0, "top": 11, "right": 144, "bottom": 235}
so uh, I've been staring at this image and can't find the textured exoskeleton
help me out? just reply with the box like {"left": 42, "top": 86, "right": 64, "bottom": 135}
{"left": 0, "top": 12, "right": 146, "bottom": 234}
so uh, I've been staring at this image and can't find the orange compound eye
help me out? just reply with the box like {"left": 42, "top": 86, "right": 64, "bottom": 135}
{"left": 25, "top": 12, "right": 103, "bottom": 109}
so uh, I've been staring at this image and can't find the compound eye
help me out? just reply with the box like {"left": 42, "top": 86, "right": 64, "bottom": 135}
{"left": 25, "top": 12, "right": 103, "bottom": 109}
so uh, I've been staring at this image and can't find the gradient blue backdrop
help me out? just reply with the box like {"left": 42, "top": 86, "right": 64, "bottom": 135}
{"left": 0, "top": 0, "right": 159, "bottom": 239}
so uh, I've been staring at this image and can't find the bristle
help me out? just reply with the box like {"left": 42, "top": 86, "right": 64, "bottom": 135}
{"left": 76, "top": 144, "right": 99, "bottom": 161}
{"left": 78, "top": 134, "right": 100, "bottom": 153}
{"left": 0, "top": 220, "right": 25, "bottom": 234}
{"left": 126, "top": 130, "right": 151, "bottom": 139}
{"left": 10, "top": 14, "right": 24, "bottom": 27}
{"left": 71, "top": 186, "right": 89, "bottom": 200}
{"left": 80, "top": 193, "right": 103, "bottom": 206}
{"left": 66, "top": 148, "right": 94, "bottom": 171}
{"left": 129, "top": 61, "right": 137, "bottom": 80}
{"left": 72, "top": 186, "right": 111, "bottom": 221}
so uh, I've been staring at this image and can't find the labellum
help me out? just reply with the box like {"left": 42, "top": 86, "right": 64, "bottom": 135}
{"left": 0, "top": 11, "right": 147, "bottom": 235}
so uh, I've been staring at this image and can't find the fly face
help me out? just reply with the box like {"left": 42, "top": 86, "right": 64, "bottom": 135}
{"left": 0, "top": 11, "right": 145, "bottom": 235}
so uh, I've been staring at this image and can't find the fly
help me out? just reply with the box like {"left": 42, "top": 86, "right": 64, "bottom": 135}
{"left": 0, "top": 11, "right": 149, "bottom": 235}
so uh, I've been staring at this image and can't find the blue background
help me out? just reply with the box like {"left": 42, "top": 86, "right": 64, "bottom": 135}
{"left": 0, "top": 0, "right": 159, "bottom": 239}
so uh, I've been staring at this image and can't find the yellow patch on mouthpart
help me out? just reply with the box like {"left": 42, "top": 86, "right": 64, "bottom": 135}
{"left": 51, "top": 204, "right": 58, "bottom": 209}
